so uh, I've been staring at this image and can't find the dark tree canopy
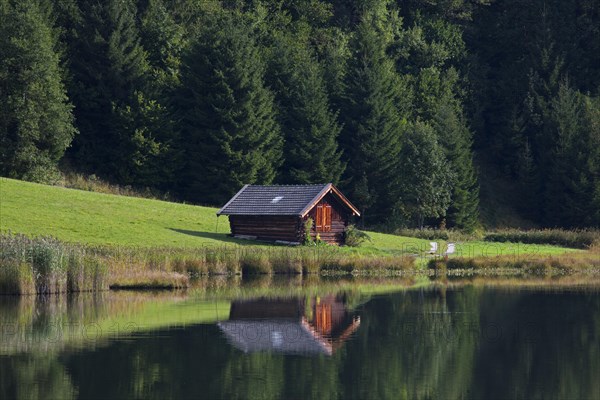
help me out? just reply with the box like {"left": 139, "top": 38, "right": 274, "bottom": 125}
{"left": 340, "top": 4, "right": 411, "bottom": 224}
{"left": 0, "top": 0, "right": 76, "bottom": 182}
{"left": 177, "top": 11, "right": 282, "bottom": 205}
{"left": 1, "top": 0, "right": 599, "bottom": 229}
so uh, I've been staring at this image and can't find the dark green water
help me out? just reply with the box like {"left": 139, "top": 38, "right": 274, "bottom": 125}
{"left": 1, "top": 281, "right": 599, "bottom": 399}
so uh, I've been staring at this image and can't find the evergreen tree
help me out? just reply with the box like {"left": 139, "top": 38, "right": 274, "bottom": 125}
{"left": 393, "top": 7, "right": 479, "bottom": 230}
{"left": 433, "top": 101, "right": 480, "bottom": 231}
{"left": 0, "top": 0, "right": 77, "bottom": 182}
{"left": 515, "top": 138, "right": 541, "bottom": 219}
{"left": 177, "top": 12, "right": 282, "bottom": 204}
{"left": 585, "top": 96, "right": 600, "bottom": 226}
{"left": 267, "top": 29, "right": 344, "bottom": 184}
{"left": 140, "top": 0, "right": 184, "bottom": 95}
{"left": 340, "top": 3, "right": 411, "bottom": 224}
{"left": 543, "top": 82, "right": 598, "bottom": 227}
{"left": 67, "top": 0, "right": 150, "bottom": 182}
{"left": 61, "top": 0, "right": 176, "bottom": 187}
{"left": 397, "top": 121, "right": 453, "bottom": 228}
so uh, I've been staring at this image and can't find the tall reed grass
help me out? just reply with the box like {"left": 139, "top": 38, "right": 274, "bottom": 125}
{"left": 1, "top": 233, "right": 417, "bottom": 294}
{"left": 429, "top": 252, "right": 600, "bottom": 276}
{"left": 0, "top": 234, "right": 107, "bottom": 294}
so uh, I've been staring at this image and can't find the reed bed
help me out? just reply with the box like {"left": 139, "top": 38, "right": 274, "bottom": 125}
{"left": 0, "top": 234, "right": 107, "bottom": 294}
{"left": 429, "top": 252, "right": 600, "bottom": 276}
{"left": 484, "top": 229, "right": 600, "bottom": 249}
{"left": 1, "top": 233, "right": 417, "bottom": 295}
{"left": 392, "top": 228, "right": 600, "bottom": 249}
{"left": 8, "top": 231, "right": 595, "bottom": 296}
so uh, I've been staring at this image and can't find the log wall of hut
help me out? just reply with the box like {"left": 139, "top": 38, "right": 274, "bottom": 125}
{"left": 229, "top": 215, "right": 301, "bottom": 242}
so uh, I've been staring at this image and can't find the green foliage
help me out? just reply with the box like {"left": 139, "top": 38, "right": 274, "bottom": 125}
{"left": 303, "top": 218, "right": 314, "bottom": 245}
{"left": 340, "top": 4, "right": 411, "bottom": 224}
{"left": 1, "top": 0, "right": 598, "bottom": 232}
{"left": 472, "top": 0, "right": 600, "bottom": 228}
{"left": 177, "top": 11, "right": 282, "bottom": 204}
{"left": 397, "top": 121, "right": 453, "bottom": 228}
{"left": 0, "top": 0, "right": 77, "bottom": 182}
{"left": 542, "top": 82, "right": 600, "bottom": 227}
{"left": 65, "top": 0, "right": 174, "bottom": 186}
{"left": 0, "top": 233, "right": 107, "bottom": 294}
{"left": 344, "top": 225, "right": 372, "bottom": 247}
{"left": 113, "top": 91, "right": 179, "bottom": 188}
{"left": 140, "top": 0, "right": 185, "bottom": 92}
{"left": 433, "top": 102, "right": 480, "bottom": 232}
{"left": 266, "top": 27, "right": 345, "bottom": 184}
{"left": 485, "top": 229, "right": 600, "bottom": 250}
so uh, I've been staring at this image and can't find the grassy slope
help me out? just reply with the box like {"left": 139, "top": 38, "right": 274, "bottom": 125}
{"left": 0, "top": 178, "right": 573, "bottom": 256}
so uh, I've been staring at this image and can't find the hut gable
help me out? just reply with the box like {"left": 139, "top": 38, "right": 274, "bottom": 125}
{"left": 217, "top": 183, "right": 360, "bottom": 245}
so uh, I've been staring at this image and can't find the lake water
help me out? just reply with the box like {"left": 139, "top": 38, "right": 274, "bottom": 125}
{"left": 1, "top": 277, "right": 599, "bottom": 399}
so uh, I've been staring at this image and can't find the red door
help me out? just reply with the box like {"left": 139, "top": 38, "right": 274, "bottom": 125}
{"left": 315, "top": 202, "right": 332, "bottom": 232}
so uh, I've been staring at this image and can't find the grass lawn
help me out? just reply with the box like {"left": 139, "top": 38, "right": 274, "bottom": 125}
{"left": 0, "top": 177, "right": 576, "bottom": 257}
{"left": 1, "top": 177, "right": 234, "bottom": 247}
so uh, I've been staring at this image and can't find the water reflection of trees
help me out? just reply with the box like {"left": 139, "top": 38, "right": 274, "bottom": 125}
{"left": 0, "top": 284, "right": 599, "bottom": 399}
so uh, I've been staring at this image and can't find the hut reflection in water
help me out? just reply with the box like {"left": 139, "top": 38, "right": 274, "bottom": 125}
{"left": 218, "top": 295, "right": 361, "bottom": 356}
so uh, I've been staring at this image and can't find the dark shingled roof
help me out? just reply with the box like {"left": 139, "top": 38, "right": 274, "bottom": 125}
{"left": 217, "top": 184, "right": 330, "bottom": 216}
{"left": 217, "top": 183, "right": 361, "bottom": 217}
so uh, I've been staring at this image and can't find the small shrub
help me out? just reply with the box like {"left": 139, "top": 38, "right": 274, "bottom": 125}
{"left": 303, "top": 218, "right": 314, "bottom": 245}
{"left": 344, "top": 225, "right": 371, "bottom": 247}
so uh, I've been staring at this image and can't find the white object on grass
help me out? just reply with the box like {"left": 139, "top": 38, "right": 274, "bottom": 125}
{"left": 444, "top": 242, "right": 456, "bottom": 256}
{"left": 427, "top": 242, "right": 438, "bottom": 254}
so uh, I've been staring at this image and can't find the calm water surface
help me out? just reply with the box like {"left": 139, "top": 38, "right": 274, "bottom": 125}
{"left": 1, "top": 278, "right": 599, "bottom": 399}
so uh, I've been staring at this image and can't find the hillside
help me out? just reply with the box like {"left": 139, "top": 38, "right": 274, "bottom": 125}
{"left": 0, "top": 178, "right": 574, "bottom": 257}
{"left": 0, "top": 177, "right": 235, "bottom": 247}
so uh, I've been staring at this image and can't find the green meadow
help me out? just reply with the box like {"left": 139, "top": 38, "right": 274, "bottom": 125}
{"left": 0, "top": 177, "right": 575, "bottom": 256}
{"left": 3, "top": 177, "right": 596, "bottom": 294}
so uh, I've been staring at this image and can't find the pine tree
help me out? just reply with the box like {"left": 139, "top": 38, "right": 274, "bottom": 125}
{"left": 0, "top": 0, "right": 77, "bottom": 182}
{"left": 515, "top": 138, "right": 541, "bottom": 219}
{"left": 267, "top": 30, "right": 344, "bottom": 184}
{"left": 67, "top": 0, "right": 150, "bottom": 182}
{"left": 140, "top": 0, "right": 184, "bottom": 95}
{"left": 585, "top": 96, "right": 600, "bottom": 226}
{"left": 392, "top": 7, "right": 480, "bottom": 231}
{"left": 543, "top": 81, "right": 598, "bottom": 227}
{"left": 177, "top": 12, "right": 282, "bottom": 205}
{"left": 397, "top": 121, "right": 453, "bottom": 228}
{"left": 340, "top": 5, "right": 411, "bottom": 224}
{"left": 433, "top": 101, "right": 480, "bottom": 232}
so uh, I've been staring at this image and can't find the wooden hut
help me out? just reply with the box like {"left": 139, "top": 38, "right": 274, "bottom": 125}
{"left": 216, "top": 183, "right": 360, "bottom": 245}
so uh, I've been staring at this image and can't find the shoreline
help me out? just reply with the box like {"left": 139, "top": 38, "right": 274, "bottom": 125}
{"left": 1, "top": 232, "right": 599, "bottom": 295}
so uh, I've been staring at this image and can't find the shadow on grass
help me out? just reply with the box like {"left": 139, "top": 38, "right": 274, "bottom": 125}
{"left": 168, "top": 228, "right": 259, "bottom": 246}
